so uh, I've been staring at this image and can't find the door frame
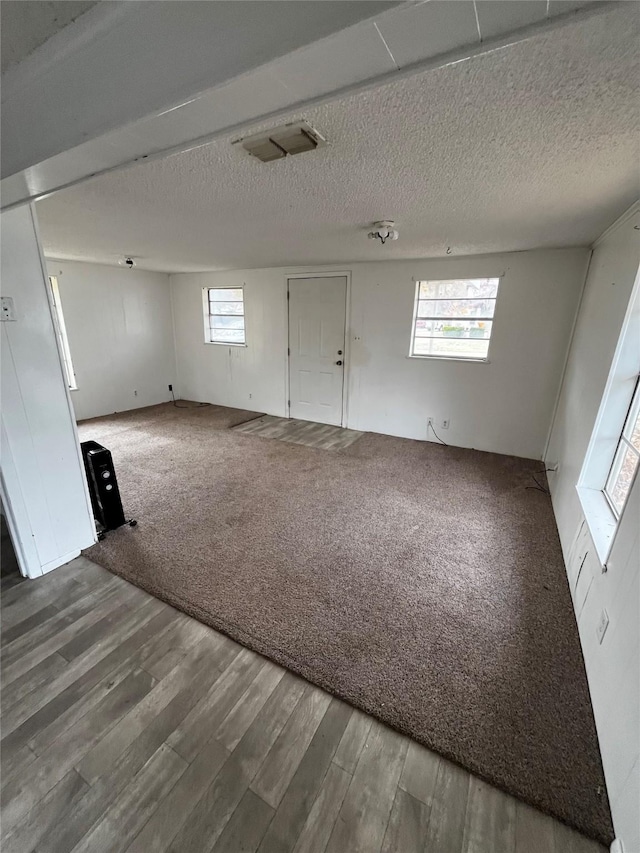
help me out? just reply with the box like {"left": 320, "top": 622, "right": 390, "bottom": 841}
{"left": 285, "top": 271, "right": 351, "bottom": 428}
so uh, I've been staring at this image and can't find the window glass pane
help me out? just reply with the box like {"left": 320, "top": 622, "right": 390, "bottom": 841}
{"left": 623, "top": 387, "right": 640, "bottom": 451}
{"left": 606, "top": 442, "right": 640, "bottom": 514}
{"left": 209, "top": 316, "right": 244, "bottom": 330}
{"left": 414, "top": 320, "right": 493, "bottom": 340}
{"left": 418, "top": 279, "right": 499, "bottom": 300}
{"left": 411, "top": 279, "right": 498, "bottom": 360}
{"left": 209, "top": 301, "right": 244, "bottom": 315}
{"left": 209, "top": 288, "right": 243, "bottom": 302}
{"left": 630, "top": 417, "right": 640, "bottom": 453}
{"left": 417, "top": 298, "right": 496, "bottom": 319}
{"left": 412, "top": 337, "right": 490, "bottom": 360}
{"left": 210, "top": 328, "right": 245, "bottom": 343}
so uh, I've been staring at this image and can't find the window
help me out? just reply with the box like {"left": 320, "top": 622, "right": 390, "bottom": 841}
{"left": 604, "top": 377, "right": 640, "bottom": 518}
{"left": 49, "top": 276, "right": 77, "bottom": 390}
{"left": 204, "top": 287, "right": 246, "bottom": 345}
{"left": 410, "top": 278, "right": 500, "bottom": 361}
{"left": 578, "top": 263, "right": 639, "bottom": 566}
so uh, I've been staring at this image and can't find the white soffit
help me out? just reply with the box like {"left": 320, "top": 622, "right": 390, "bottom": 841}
{"left": 2, "top": 0, "right": 611, "bottom": 209}
{"left": 35, "top": 3, "right": 640, "bottom": 273}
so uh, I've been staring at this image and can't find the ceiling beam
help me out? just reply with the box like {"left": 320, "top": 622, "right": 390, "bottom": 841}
{"left": 1, "top": 1, "right": 399, "bottom": 179}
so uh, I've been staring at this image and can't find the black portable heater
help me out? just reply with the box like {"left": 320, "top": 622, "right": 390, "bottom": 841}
{"left": 80, "top": 441, "right": 136, "bottom": 537}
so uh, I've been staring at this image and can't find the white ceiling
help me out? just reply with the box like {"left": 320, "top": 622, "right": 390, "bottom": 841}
{"left": 0, "top": 1, "right": 98, "bottom": 74}
{"left": 37, "top": 4, "right": 640, "bottom": 273}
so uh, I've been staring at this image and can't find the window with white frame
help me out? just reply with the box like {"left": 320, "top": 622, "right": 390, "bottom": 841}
{"left": 49, "top": 276, "right": 77, "bottom": 390}
{"left": 204, "top": 287, "right": 246, "bottom": 345}
{"left": 604, "top": 376, "right": 640, "bottom": 518}
{"left": 578, "top": 264, "right": 640, "bottom": 565}
{"left": 410, "top": 278, "right": 500, "bottom": 361}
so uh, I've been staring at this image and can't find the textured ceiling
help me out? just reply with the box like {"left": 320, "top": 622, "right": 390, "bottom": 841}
{"left": 37, "top": 4, "right": 640, "bottom": 273}
{"left": 0, "top": 1, "right": 98, "bottom": 74}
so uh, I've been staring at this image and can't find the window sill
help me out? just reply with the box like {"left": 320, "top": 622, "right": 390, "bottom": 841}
{"left": 204, "top": 341, "right": 247, "bottom": 347}
{"left": 407, "top": 355, "right": 490, "bottom": 364}
{"left": 576, "top": 485, "right": 616, "bottom": 568}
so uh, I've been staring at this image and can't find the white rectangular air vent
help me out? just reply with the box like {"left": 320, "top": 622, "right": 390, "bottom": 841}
{"left": 234, "top": 120, "right": 327, "bottom": 162}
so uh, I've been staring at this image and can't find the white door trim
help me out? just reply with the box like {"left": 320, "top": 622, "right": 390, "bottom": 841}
{"left": 285, "top": 271, "right": 351, "bottom": 428}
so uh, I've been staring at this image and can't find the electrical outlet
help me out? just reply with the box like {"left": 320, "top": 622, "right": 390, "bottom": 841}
{"left": 441, "top": 419, "right": 450, "bottom": 430}
{"left": 133, "top": 390, "right": 138, "bottom": 396}
{"left": 596, "top": 609, "right": 609, "bottom": 644}
{"left": 168, "top": 384, "right": 173, "bottom": 392}
{"left": 1, "top": 297, "right": 16, "bottom": 321}
{"left": 249, "top": 393, "right": 252, "bottom": 399}
{"left": 427, "top": 417, "right": 434, "bottom": 427}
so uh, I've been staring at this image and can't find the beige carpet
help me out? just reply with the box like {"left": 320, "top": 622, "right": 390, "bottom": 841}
{"left": 79, "top": 402, "right": 612, "bottom": 845}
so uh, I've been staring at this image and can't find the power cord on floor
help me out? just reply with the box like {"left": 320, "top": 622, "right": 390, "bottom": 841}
{"left": 170, "top": 389, "right": 210, "bottom": 409}
{"left": 428, "top": 422, "right": 448, "bottom": 446}
{"left": 526, "top": 473, "right": 550, "bottom": 495}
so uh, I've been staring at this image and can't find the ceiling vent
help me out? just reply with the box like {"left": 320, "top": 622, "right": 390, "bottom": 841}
{"left": 233, "top": 120, "right": 327, "bottom": 163}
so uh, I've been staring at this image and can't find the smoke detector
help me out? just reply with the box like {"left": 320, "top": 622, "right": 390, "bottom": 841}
{"left": 233, "top": 120, "right": 327, "bottom": 163}
{"left": 368, "top": 221, "right": 399, "bottom": 244}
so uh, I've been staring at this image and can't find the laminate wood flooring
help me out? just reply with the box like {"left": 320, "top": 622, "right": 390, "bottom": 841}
{"left": 1, "top": 557, "right": 606, "bottom": 853}
{"left": 232, "top": 415, "right": 364, "bottom": 451}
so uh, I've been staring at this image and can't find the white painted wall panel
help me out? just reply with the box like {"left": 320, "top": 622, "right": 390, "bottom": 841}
{"left": 171, "top": 269, "right": 287, "bottom": 418}
{"left": 545, "top": 206, "right": 640, "bottom": 852}
{"left": 47, "top": 260, "right": 177, "bottom": 421}
{"left": 171, "top": 249, "right": 587, "bottom": 460}
{"left": 0, "top": 206, "right": 95, "bottom": 576}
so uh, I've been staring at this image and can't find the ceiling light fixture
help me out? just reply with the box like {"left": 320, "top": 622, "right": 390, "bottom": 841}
{"left": 368, "top": 221, "right": 399, "bottom": 244}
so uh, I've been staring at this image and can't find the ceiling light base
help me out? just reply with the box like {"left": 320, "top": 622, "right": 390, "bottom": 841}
{"left": 368, "top": 221, "right": 399, "bottom": 244}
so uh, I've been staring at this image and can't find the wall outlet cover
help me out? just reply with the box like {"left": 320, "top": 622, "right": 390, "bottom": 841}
{"left": 1, "top": 296, "right": 16, "bottom": 321}
{"left": 441, "top": 419, "right": 450, "bottom": 429}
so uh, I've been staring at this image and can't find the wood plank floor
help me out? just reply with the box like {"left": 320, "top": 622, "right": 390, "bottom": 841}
{"left": 1, "top": 557, "right": 605, "bottom": 853}
{"left": 233, "top": 415, "right": 364, "bottom": 451}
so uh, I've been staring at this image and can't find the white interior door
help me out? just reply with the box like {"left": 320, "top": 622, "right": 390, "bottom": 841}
{"left": 288, "top": 276, "right": 347, "bottom": 426}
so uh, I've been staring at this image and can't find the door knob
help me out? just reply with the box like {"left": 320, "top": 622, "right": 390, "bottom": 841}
{"left": 335, "top": 360, "right": 343, "bottom": 366}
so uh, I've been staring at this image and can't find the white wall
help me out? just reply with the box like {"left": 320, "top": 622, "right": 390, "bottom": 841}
{"left": 545, "top": 204, "right": 640, "bottom": 852}
{"left": 0, "top": 206, "right": 96, "bottom": 577}
{"left": 171, "top": 249, "right": 588, "bottom": 460}
{"left": 46, "top": 260, "right": 176, "bottom": 421}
